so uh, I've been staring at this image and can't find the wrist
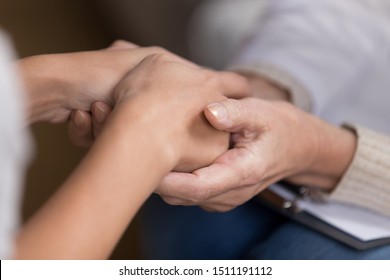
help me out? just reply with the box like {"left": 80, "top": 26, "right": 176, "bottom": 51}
{"left": 18, "top": 55, "right": 69, "bottom": 123}
{"left": 111, "top": 99, "right": 180, "bottom": 171}
{"left": 317, "top": 126, "right": 357, "bottom": 191}
{"left": 294, "top": 117, "right": 357, "bottom": 191}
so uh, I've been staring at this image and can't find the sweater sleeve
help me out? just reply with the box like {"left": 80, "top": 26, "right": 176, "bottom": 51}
{"left": 328, "top": 126, "right": 390, "bottom": 216}
{"left": 229, "top": 0, "right": 390, "bottom": 113}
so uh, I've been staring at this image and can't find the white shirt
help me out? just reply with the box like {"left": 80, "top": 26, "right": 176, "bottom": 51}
{"left": 0, "top": 31, "right": 31, "bottom": 259}
{"left": 231, "top": 0, "right": 390, "bottom": 132}
{"left": 191, "top": 0, "right": 390, "bottom": 131}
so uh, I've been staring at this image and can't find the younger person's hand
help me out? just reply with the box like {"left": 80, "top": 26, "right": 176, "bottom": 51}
{"left": 19, "top": 40, "right": 193, "bottom": 124}
{"left": 104, "top": 53, "right": 249, "bottom": 172}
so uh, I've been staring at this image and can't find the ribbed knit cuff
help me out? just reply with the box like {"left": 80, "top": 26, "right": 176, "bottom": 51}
{"left": 329, "top": 125, "right": 390, "bottom": 216}
{"left": 228, "top": 63, "right": 312, "bottom": 112}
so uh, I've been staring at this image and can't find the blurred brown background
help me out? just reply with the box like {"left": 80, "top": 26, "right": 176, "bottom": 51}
{"left": 0, "top": 0, "right": 201, "bottom": 259}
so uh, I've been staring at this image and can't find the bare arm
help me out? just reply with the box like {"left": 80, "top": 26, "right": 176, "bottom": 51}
{"left": 16, "top": 102, "right": 175, "bottom": 259}
{"left": 14, "top": 53, "right": 247, "bottom": 259}
{"left": 16, "top": 41, "right": 194, "bottom": 124}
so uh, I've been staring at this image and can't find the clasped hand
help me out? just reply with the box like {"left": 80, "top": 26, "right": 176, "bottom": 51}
{"left": 43, "top": 41, "right": 248, "bottom": 172}
{"left": 63, "top": 41, "right": 355, "bottom": 213}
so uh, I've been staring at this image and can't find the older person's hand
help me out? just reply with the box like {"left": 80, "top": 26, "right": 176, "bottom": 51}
{"left": 156, "top": 98, "right": 356, "bottom": 212}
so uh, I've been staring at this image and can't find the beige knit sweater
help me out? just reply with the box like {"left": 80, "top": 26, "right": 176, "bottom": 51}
{"left": 329, "top": 126, "right": 390, "bottom": 216}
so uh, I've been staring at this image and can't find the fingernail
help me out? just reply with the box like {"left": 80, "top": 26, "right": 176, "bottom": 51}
{"left": 207, "top": 103, "right": 228, "bottom": 121}
{"left": 94, "top": 104, "right": 107, "bottom": 123}
{"left": 73, "top": 111, "right": 85, "bottom": 127}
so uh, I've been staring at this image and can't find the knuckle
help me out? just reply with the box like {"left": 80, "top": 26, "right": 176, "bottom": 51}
{"left": 223, "top": 99, "right": 245, "bottom": 121}
{"left": 243, "top": 170, "right": 263, "bottom": 186}
{"left": 243, "top": 174, "right": 261, "bottom": 186}
{"left": 234, "top": 158, "right": 265, "bottom": 186}
{"left": 145, "top": 53, "right": 167, "bottom": 63}
{"left": 144, "top": 53, "right": 175, "bottom": 70}
{"left": 111, "top": 40, "right": 124, "bottom": 47}
{"left": 146, "top": 45, "right": 167, "bottom": 54}
{"left": 201, "top": 69, "right": 219, "bottom": 87}
{"left": 188, "top": 186, "right": 210, "bottom": 204}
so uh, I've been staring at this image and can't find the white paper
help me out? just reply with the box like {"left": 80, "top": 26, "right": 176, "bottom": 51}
{"left": 270, "top": 185, "right": 390, "bottom": 242}
{"left": 297, "top": 200, "right": 390, "bottom": 241}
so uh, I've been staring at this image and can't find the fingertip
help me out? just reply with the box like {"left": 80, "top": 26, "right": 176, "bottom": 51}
{"left": 68, "top": 110, "right": 93, "bottom": 147}
{"left": 92, "top": 102, "right": 113, "bottom": 139}
{"left": 205, "top": 102, "right": 233, "bottom": 130}
{"left": 94, "top": 101, "right": 112, "bottom": 111}
{"left": 71, "top": 110, "right": 90, "bottom": 129}
{"left": 92, "top": 102, "right": 111, "bottom": 123}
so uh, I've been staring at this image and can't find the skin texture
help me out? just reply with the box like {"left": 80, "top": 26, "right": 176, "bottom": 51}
{"left": 18, "top": 41, "right": 194, "bottom": 124}
{"left": 14, "top": 46, "right": 248, "bottom": 258}
{"left": 65, "top": 42, "right": 357, "bottom": 213}
{"left": 69, "top": 71, "right": 290, "bottom": 147}
{"left": 157, "top": 98, "right": 357, "bottom": 212}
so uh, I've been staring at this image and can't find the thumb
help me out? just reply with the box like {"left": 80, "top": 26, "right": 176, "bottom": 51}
{"left": 204, "top": 98, "right": 261, "bottom": 133}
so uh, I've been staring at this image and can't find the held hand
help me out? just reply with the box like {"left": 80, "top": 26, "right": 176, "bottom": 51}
{"left": 67, "top": 58, "right": 252, "bottom": 150}
{"left": 67, "top": 40, "right": 134, "bottom": 147}
{"left": 109, "top": 54, "right": 249, "bottom": 172}
{"left": 21, "top": 40, "right": 194, "bottom": 123}
{"left": 156, "top": 98, "right": 355, "bottom": 212}
{"left": 66, "top": 52, "right": 288, "bottom": 149}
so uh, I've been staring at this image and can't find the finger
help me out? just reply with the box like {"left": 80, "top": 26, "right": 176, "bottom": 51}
{"left": 217, "top": 71, "right": 250, "bottom": 99}
{"left": 205, "top": 98, "right": 264, "bottom": 134}
{"left": 92, "top": 102, "right": 112, "bottom": 138}
{"left": 159, "top": 195, "right": 193, "bottom": 206}
{"left": 199, "top": 184, "right": 261, "bottom": 207}
{"left": 160, "top": 181, "right": 259, "bottom": 206}
{"left": 156, "top": 147, "right": 259, "bottom": 202}
{"left": 198, "top": 181, "right": 268, "bottom": 213}
{"left": 159, "top": 185, "right": 253, "bottom": 207}
{"left": 159, "top": 194, "right": 235, "bottom": 212}
{"left": 68, "top": 110, "right": 94, "bottom": 147}
{"left": 200, "top": 204, "right": 237, "bottom": 213}
{"left": 108, "top": 40, "right": 139, "bottom": 50}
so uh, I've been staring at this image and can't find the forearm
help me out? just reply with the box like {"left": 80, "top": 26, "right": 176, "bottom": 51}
{"left": 17, "top": 49, "right": 132, "bottom": 124}
{"left": 14, "top": 53, "right": 237, "bottom": 258}
{"left": 15, "top": 102, "right": 175, "bottom": 259}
